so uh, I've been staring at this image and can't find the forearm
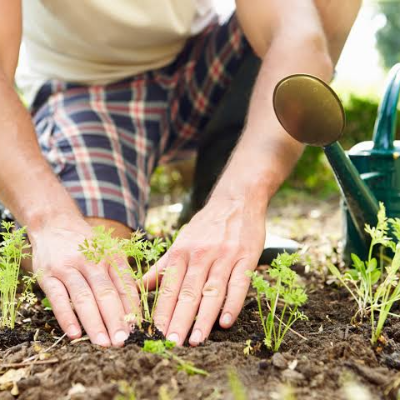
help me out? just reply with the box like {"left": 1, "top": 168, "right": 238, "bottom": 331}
{"left": 211, "top": 34, "right": 333, "bottom": 209}
{"left": 0, "top": 73, "right": 81, "bottom": 232}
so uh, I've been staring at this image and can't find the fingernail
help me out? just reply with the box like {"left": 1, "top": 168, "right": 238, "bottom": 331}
{"left": 167, "top": 333, "right": 180, "bottom": 344}
{"left": 95, "top": 332, "right": 110, "bottom": 347}
{"left": 67, "top": 325, "right": 80, "bottom": 338}
{"left": 190, "top": 329, "right": 202, "bottom": 345}
{"left": 221, "top": 313, "right": 232, "bottom": 326}
{"left": 114, "top": 330, "right": 129, "bottom": 344}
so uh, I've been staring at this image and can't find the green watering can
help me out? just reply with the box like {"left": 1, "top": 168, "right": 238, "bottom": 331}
{"left": 272, "top": 64, "right": 400, "bottom": 262}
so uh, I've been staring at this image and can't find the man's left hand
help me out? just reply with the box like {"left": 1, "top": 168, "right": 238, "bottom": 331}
{"left": 143, "top": 196, "right": 266, "bottom": 346}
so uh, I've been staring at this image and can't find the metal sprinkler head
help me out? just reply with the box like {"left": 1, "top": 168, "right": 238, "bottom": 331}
{"left": 273, "top": 74, "right": 346, "bottom": 147}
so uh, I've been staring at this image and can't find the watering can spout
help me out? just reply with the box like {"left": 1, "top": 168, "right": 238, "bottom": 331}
{"left": 273, "top": 74, "right": 380, "bottom": 258}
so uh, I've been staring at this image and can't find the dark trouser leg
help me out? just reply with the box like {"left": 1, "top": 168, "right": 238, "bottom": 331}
{"left": 179, "top": 51, "right": 261, "bottom": 224}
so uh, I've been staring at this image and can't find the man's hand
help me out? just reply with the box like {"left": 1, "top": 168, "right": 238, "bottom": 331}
{"left": 143, "top": 196, "right": 266, "bottom": 346}
{"left": 29, "top": 215, "right": 140, "bottom": 347}
{"left": 143, "top": 0, "right": 361, "bottom": 346}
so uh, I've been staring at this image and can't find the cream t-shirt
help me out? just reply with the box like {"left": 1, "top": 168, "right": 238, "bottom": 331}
{"left": 16, "top": 0, "right": 217, "bottom": 105}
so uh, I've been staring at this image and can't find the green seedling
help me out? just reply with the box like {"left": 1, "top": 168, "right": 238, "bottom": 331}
{"left": 243, "top": 339, "right": 253, "bottom": 356}
{"left": 115, "top": 380, "right": 137, "bottom": 400}
{"left": 121, "top": 233, "right": 167, "bottom": 326}
{"left": 41, "top": 297, "right": 52, "bottom": 311}
{"left": 247, "top": 252, "right": 308, "bottom": 352}
{"left": 328, "top": 203, "right": 400, "bottom": 344}
{"left": 142, "top": 339, "right": 208, "bottom": 376}
{"left": 79, "top": 226, "right": 142, "bottom": 326}
{"left": 0, "top": 221, "right": 36, "bottom": 329}
{"left": 80, "top": 226, "right": 170, "bottom": 330}
{"left": 158, "top": 385, "right": 177, "bottom": 400}
{"left": 227, "top": 369, "right": 247, "bottom": 400}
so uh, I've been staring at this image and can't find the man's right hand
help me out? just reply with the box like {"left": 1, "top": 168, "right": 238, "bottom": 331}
{"left": 29, "top": 215, "right": 140, "bottom": 347}
{"left": 0, "top": 0, "right": 141, "bottom": 347}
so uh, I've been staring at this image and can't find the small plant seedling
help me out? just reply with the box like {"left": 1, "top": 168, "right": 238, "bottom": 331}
{"left": 79, "top": 226, "right": 142, "bottom": 326}
{"left": 0, "top": 221, "right": 36, "bottom": 329}
{"left": 227, "top": 369, "right": 247, "bottom": 400}
{"left": 115, "top": 380, "right": 137, "bottom": 400}
{"left": 80, "top": 226, "right": 171, "bottom": 330}
{"left": 329, "top": 203, "right": 400, "bottom": 344}
{"left": 243, "top": 339, "right": 253, "bottom": 356}
{"left": 142, "top": 340, "right": 208, "bottom": 376}
{"left": 158, "top": 385, "right": 176, "bottom": 400}
{"left": 120, "top": 233, "right": 167, "bottom": 326}
{"left": 247, "top": 252, "right": 308, "bottom": 352}
{"left": 41, "top": 297, "right": 52, "bottom": 311}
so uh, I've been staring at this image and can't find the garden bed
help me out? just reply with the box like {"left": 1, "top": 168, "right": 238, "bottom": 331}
{"left": 1, "top": 193, "right": 400, "bottom": 400}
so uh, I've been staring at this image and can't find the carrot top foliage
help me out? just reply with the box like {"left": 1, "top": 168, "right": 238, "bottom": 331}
{"left": 247, "top": 252, "right": 307, "bottom": 352}
{"left": 0, "top": 221, "right": 36, "bottom": 329}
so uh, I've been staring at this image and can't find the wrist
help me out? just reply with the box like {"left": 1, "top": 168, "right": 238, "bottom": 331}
{"left": 25, "top": 203, "right": 83, "bottom": 239}
{"left": 210, "top": 149, "right": 280, "bottom": 213}
{"left": 210, "top": 170, "right": 271, "bottom": 215}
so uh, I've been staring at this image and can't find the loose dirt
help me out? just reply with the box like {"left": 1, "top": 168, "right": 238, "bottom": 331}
{"left": 1, "top": 193, "right": 399, "bottom": 400}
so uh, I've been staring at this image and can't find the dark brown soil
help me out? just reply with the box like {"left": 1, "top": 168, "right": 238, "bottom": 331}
{"left": 124, "top": 322, "right": 165, "bottom": 347}
{"left": 1, "top": 194, "right": 399, "bottom": 400}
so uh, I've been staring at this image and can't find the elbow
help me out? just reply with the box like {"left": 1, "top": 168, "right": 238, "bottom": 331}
{"left": 303, "top": 29, "right": 334, "bottom": 73}
{"left": 270, "top": 28, "right": 334, "bottom": 80}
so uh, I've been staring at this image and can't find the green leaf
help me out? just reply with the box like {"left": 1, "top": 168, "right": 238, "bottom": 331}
{"left": 344, "top": 269, "right": 359, "bottom": 281}
{"left": 366, "top": 258, "right": 378, "bottom": 273}
{"left": 351, "top": 253, "right": 365, "bottom": 273}
{"left": 370, "top": 269, "right": 381, "bottom": 285}
{"left": 177, "top": 362, "right": 208, "bottom": 376}
{"left": 142, "top": 340, "right": 166, "bottom": 355}
{"left": 41, "top": 297, "right": 52, "bottom": 310}
{"left": 390, "top": 218, "right": 400, "bottom": 242}
{"left": 327, "top": 263, "right": 343, "bottom": 280}
{"left": 164, "top": 340, "right": 176, "bottom": 350}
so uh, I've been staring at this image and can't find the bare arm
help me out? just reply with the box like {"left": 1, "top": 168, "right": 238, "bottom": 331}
{"left": 149, "top": 0, "right": 361, "bottom": 346}
{"left": 0, "top": 0, "right": 81, "bottom": 229}
{"left": 0, "top": 0, "right": 139, "bottom": 347}
{"left": 214, "top": 0, "right": 362, "bottom": 208}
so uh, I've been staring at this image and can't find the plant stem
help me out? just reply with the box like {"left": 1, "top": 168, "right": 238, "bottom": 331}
{"left": 256, "top": 291, "right": 268, "bottom": 342}
{"left": 368, "top": 239, "right": 376, "bottom": 340}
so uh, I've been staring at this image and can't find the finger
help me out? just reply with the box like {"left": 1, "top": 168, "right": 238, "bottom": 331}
{"left": 152, "top": 251, "right": 188, "bottom": 334}
{"left": 166, "top": 258, "right": 211, "bottom": 345}
{"left": 40, "top": 276, "right": 81, "bottom": 339}
{"left": 83, "top": 263, "right": 130, "bottom": 346}
{"left": 109, "top": 257, "right": 141, "bottom": 319}
{"left": 220, "top": 258, "right": 256, "bottom": 329}
{"left": 63, "top": 270, "right": 111, "bottom": 347}
{"left": 141, "top": 252, "right": 169, "bottom": 291}
{"left": 189, "top": 260, "right": 232, "bottom": 346}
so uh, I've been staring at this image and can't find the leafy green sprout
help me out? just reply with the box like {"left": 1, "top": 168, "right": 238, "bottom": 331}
{"left": 121, "top": 233, "right": 167, "bottom": 326}
{"left": 41, "top": 297, "right": 52, "bottom": 311}
{"left": 227, "top": 369, "right": 247, "bottom": 400}
{"left": 328, "top": 202, "right": 400, "bottom": 344}
{"left": 142, "top": 339, "right": 208, "bottom": 376}
{"left": 0, "top": 221, "right": 36, "bottom": 329}
{"left": 79, "top": 226, "right": 173, "bottom": 330}
{"left": 243, "top": 339, "right": 253, "bottom": 356}
{"left": 115, "top": 380, "right": 137, "bottom": 400}
{"left": 247, "top": 252, "right": 308, "bottom": 352}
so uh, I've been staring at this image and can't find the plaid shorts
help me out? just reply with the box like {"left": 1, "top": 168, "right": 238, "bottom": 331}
{"left": 30, "top": 14, "right": 253, "bottom": 230}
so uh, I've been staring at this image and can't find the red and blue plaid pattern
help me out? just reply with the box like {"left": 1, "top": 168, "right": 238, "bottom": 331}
{"left": 31, "top": 15, "right": 252, "bottom": 229}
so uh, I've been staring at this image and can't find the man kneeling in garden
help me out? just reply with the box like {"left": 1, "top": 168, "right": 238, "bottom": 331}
{"left": 0, "top": 0, "right": 361, "bottom": 347}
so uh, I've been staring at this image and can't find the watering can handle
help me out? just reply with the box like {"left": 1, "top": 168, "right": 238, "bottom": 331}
{"left": 372, "top": 63, "right": 400, "bottom": 152}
